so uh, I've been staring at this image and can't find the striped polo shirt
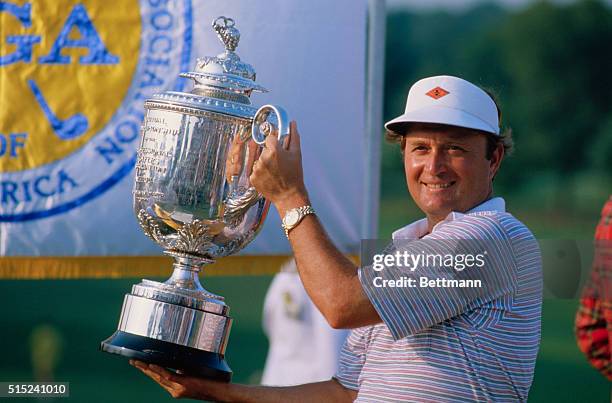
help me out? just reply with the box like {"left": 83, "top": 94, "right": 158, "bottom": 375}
{"left": 335, "top": 198, "right": 542, "bottom": 402}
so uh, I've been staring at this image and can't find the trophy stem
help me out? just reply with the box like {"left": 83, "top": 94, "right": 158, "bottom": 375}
{"left": 163, "top": 251, "right": 215, "bottom": 293}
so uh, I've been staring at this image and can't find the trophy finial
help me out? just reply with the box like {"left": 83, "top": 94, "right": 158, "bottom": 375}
{"left": 182, "top": 15, "right": 265, "bottom": 94}
{"left": 213, "top": 16, "right": 240, "bottom": 52}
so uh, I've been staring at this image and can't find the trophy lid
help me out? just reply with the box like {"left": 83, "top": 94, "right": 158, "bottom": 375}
{"left": 147, "top": 16, "right": 266, "bottom": 116}
{"left": 180, "top": 16, "right": 268, "bottom": 95}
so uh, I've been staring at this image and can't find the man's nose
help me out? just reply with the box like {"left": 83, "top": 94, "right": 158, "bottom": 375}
{"left": 424, "top": 148, "right": 448, "bottom": 175}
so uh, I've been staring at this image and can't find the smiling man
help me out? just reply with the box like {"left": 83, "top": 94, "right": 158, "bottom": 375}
{"left": 132, "top": 75, "right": 543, "bottom": 402}
{"left": 401, "top": 125, "right": 502, "bottom": 228}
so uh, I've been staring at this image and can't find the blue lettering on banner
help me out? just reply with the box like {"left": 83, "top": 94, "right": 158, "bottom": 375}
{"left": 0, "top": 2, "right": 41, "bottom": 65}
{"left": 10, "top": 133, "right": 27, "bottom": 157}
{"left": 96, "top": 137, "right": 124, "bottom": 164}
{"left": 148, "top": 0, "right": 170, "bottom": 8}
{"left": 140, "top": 69, "right": 164, "bottom": 87}
{"left": 0, "top": 2, "right": 31, "bottom": 25}
{"left": 22, "top": 179, "right": 32, "bottom": 202}
{"left": 1, "top": 181, "right": 18, "bottom": 203}
{"left": 0, "top": 0, "right": 193, "bottom": 222}
{"left": 1, "top": 169, "right": 78, "bottom": 204}
{"left": 0, "top": 133, "right": 27, "bottom": 158}
{"left": 115, "top": 121, "right": 139, "bottom": 143}
{"left": 151, "top": 10, "right": 173, "bottom": 30}
{"left": 38, "top": 4, "right": 120, "bottom": 65}
{"left": 150, "top": 35, "right": 172, "bottom": 53}
{"left": 33, "top": 175, "right": 54, "bottom": 197}
{"left": 146, "top": 56, "right": 170, "bottom": 66}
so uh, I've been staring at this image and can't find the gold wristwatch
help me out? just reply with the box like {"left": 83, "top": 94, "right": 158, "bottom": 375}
{"left": 281, "top": 205, "right": 315, "bottom": 237}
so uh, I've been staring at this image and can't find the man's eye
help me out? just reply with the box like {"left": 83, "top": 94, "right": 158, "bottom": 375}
{"left": 412, "top": 146, "right": 428, "bottom": 152}
{"left": 448, "top": 146, "right": 465, "bottom": 152}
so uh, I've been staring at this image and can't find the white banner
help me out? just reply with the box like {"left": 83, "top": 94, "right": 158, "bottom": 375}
{"left": 0, "top": 0, "right": 374, "bottom": 260}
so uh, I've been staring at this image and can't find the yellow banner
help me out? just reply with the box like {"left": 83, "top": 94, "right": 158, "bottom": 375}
{"left": 0, "top": 255, "right": 360, "bottom": 279}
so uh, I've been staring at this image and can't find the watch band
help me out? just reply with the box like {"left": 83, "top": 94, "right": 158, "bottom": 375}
{"left": 282, "top": 205, "right": 315, "bottom": 238}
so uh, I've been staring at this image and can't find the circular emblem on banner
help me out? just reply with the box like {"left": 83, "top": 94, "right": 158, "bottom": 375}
{"left": 0, "top": 0, "right": 193, "bottom": 221}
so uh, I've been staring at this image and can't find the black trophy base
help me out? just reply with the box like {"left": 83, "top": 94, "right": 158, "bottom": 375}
{"left": 100, "top": 331, "right": 232, "bottom": 382}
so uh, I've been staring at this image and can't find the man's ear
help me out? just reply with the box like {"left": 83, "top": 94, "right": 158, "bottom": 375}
{"left": 490, "top": 143, "right": 504, "bottom": 180}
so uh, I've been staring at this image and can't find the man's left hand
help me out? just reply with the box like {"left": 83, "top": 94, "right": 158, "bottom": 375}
{"left": 250, "top": 121, "right": 310, "bottom": 216}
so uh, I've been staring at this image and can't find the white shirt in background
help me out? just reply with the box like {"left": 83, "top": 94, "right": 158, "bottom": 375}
{"left": 261, "top": 259, "right": 349, "bottom": 386}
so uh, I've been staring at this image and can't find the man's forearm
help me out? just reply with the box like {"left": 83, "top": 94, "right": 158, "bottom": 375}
{"left": 250, "top": 125, "right": 379, "bottom": 328}
{"left": 291, "top": 216, "right": 378, "bottom": 328}
{"left": 220, "top": 379, "right": 356, "bottom": 403}
{"left": 275, "top": 194, "right": 380, "bottom": 329}
{"left": 131, "top": 361, "right": 356, "bottom": 402}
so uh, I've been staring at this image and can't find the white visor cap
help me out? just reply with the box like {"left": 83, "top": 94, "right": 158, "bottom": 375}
{"left": 385, "top": 75, "right": 500, "bottom": 135}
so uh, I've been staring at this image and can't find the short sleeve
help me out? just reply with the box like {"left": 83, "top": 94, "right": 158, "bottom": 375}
{"left": 359, "top": 214, "right": 519, "bottom": 340}
{"left": 333, "top": 327, "right": 370, "bottom": 391}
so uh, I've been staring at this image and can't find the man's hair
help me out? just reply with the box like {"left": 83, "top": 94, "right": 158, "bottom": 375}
{"left": 385, "top": 88, "right": 514, "bottom": 159}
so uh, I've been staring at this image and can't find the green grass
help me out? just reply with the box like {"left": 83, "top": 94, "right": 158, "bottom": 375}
{"left": 0, "top": 197, "right": 610, "bottom": 402}
{"left": 0, "top": 278, "right": 610, "bottom": 402}
{"left": 0, "top": 277, "right": 272, "bottom": 402}
{"left": 531, "top": 300, "right": 610, "bottom": 402}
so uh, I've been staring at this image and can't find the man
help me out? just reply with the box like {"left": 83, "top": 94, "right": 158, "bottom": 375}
{"left": 575, "top": 196, "right": 612, "bottom": 381}
{"left": 261, "top": 258, "right": 349, "bottom": 386}
{"left": 131, "top": 75, "right": 543, "bottom": 402}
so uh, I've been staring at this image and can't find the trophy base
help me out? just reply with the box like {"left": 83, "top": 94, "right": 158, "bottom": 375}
{"left": 100, "top": 330, "right": 232, "bottom": 382}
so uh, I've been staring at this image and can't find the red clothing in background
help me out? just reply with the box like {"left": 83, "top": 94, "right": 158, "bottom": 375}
{"left": 575, "top": 196, "right": 612, "bottom": 381}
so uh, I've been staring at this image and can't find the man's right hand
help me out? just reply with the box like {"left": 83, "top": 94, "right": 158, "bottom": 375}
{"left": 130, "top": 359, "right": 356, "bottom": 402}
{"left": 130, "top": 360, "right": 227, "bottom": 400}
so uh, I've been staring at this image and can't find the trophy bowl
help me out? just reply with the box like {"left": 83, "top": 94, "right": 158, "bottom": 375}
{"left": 100, "top": 16, "right": 289, "bottom": 382}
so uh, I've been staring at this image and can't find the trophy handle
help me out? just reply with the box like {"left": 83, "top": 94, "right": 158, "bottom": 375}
{"left": 223, "top": 105, "right": 289, "bottom": 226}
{"left": 251, "top": 104, "right": 290, "bottom": 147}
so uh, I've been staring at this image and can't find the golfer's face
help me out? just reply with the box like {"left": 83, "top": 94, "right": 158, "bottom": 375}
{"left": 403, "top": 130, "right": 497, "bottom": 223}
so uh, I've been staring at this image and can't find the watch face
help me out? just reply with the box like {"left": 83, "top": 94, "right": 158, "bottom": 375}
{"left": 284, "top": 210, "right": 300, "bottom": 227}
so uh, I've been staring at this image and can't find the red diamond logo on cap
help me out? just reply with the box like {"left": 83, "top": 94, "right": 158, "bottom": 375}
{"left": 426, "top": 86, "right": 449, "bottom": 100}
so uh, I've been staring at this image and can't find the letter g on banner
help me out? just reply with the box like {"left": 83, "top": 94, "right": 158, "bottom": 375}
{"left": 0, "top": 0, "right": 193, "bottom": 221}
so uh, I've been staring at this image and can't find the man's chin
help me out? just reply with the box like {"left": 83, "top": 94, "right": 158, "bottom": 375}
{"left": 419, "top": 204, "right": 454, "bottom": 220}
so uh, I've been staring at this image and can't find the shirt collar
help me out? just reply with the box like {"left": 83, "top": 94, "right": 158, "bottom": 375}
{"left": 392, "top": 197, "right": 506, "bottom": 240}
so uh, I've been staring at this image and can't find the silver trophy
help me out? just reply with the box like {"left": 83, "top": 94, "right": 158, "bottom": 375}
{"left": 100, "top": 16, "right": 289, "bottom": 382}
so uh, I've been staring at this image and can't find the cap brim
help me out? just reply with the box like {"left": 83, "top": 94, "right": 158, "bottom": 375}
{"left": 385, "top": 105, "right": 500, "bottom": 135}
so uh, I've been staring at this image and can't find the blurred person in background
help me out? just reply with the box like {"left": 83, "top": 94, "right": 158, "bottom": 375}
{"left": 575, "top": 196, "right": 612, "bottom": 381}
{"left": 261, "top": 258, "right": 348, "bottom": 386}
{"left": 131, "top": 75, "right": 542, "bottom": 402}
